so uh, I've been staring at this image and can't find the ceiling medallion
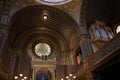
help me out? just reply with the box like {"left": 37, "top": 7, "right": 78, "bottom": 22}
{"left": 36, "top": 0, "right": 72, "bottom": 5}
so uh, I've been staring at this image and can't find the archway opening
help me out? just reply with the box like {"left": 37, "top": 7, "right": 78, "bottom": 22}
{"left": 36, "top": 73, "right": 49, "bottom": 80}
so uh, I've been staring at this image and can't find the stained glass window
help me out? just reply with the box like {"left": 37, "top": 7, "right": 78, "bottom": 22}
{"left": 34, "top": 43, "right": 51, "bottom": 57}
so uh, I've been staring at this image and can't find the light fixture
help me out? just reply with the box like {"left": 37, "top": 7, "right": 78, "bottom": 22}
{"left": 14, "top": 76, "right": 18, "bottom": 79}
{"left": 14, "top": 74, "right": 27, "bottom": 80}
{"left": 61, "top": 78, "right": 64, "bottom": 80}
{"left": 20, "top": 74, "right": 23, "bottom": 77}
{"left": 66, "top": 73, "right": 76, "bottom": 80}
{"left": 42, "top": 10, "right": 48, "bottom": 20}
{"left": 61, "top": 73, "right": 76, "bottom": 80}
{"left": 43, "top": 15, "right": 48, "bottom": 20}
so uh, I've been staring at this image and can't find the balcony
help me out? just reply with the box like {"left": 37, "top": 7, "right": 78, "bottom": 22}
{"left": 75, "top": 32, "right": 120, "bottom": 79}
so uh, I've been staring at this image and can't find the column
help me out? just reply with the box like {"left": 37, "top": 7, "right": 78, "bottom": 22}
{"left": 79, "top": 34, "right": 93, "bottom": 60}
{"left": 32, "top": 68, "right": 35, "bottom": 80}
{"left": 68, "top": 52, "right": 75, "bottom": 73}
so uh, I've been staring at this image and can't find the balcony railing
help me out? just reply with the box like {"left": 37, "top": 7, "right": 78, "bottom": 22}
{"left": 75, "top": 32, "right": 120, "bottom": 78}
{"left": 87, "top": 32, "right": 120, "bottom": 67}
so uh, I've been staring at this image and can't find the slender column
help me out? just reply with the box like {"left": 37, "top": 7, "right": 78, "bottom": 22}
{"left": 79, "top": 34, "right": 93, "bottom": 60}
{"left": 32, "top": 68, "right": 35, "bottom": 80}
{"left": 52, "top": 68, "right": 56, "bottom": 80}
{"left": 68, "top": 52, "right": 75, "bottom": 73}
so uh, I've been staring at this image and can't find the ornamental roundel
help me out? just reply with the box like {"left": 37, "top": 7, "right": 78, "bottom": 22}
{"left": 36, "top": 0, "right": 72, "bottom": 5}
{"left": 34, "top": 43, "right": 51, "bottom": 57}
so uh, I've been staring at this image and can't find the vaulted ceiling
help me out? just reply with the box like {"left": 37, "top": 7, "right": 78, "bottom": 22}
{"left": 8, "top": 5, "right": 80, "bottom": 59}
{"left": 6, "top": 0, "right": 120, "bottom": 53}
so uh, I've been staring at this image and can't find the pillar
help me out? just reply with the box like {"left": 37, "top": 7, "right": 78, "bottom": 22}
{"left": 79, "top": 34, "right": 93, "bottom": 60}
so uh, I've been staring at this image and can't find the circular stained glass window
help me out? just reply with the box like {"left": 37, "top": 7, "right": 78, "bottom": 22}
{"left": 36, "top": 0, "right": 72, "bottom": 5}
{"left": 34, "top": 43, "right": 51, "bottom": 57}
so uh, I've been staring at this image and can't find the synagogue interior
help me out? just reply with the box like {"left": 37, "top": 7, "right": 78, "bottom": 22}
{"left": 0, "top": 0, "right": 120, "bottom": 80}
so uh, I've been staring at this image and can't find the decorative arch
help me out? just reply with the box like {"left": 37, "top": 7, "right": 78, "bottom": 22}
{"left": 35, "top": 68, "right": 52, "bottom": 80}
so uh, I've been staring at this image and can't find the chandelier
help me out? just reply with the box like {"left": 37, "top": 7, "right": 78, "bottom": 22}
{"left": 61, "top": 73, "right": 76, "bottom": 80}
{"left": 14, "top": 74, "right": 27, "bottom": 80}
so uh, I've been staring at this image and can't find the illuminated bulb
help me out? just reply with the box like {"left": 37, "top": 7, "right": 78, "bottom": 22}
{"left": 61, "top": 78, "right": 64, "bottom": 80}
{"left": 20, "top": 74, "right": 23, "bottom": 77}
{"left": 66, "top": 76, "right": 69, "bottom": 79}
{"left": 73, "top": 76, "right": 76, "bottom": 79}
{"left": 24, "top": 76, "right": 27, "bottom": 80}
{"left": 43, "top": 15, "right": 48, "bottom": 20}
{"left": 21, "top": 79, "right": 24, "bottom": 80}
{"left": 69, "top": 73, "right": 72, "bottom": 77}
{"left": 14, "top": 76, "right": 18, "bottom": 79}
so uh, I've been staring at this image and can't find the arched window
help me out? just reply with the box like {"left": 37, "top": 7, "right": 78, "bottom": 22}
{"left": 101, "top": 28, "right": 108, "bottom": 40}
{"left": 95, "top": 29, "right": 101, "bottom": 39}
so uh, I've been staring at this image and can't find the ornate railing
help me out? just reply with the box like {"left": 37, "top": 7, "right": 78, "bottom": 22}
{"left": 87, "top": 33, "right": 120, "bottom": 67}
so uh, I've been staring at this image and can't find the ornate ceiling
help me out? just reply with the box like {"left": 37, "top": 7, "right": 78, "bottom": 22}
{"left": 9, "top": 5, "right": 79, "bottom": 42}
{"left": 8, "top": 4, "right": 80, "bottom": 62}
{"left": 4, "top": 0, "right": 81, "bottom": 55}
{"left": 9, "top": 0, "right": 81, "bottom": 22}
